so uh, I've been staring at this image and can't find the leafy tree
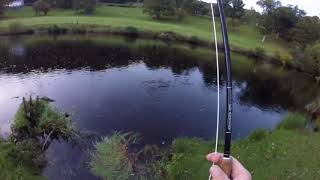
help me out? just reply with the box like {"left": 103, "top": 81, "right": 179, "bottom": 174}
{"left": 143, "top": 0, "right": 176, "bottom": 20}
{"left": 74, "top": 0, "right": 96, "bottom": 14}
{"left": 304, "top": 43, "right": 320, "bottom": 76}
{"left": 54, "top": 0, "right": 73, "bottom": 9}
{"left": 288, "top": 16, "right": 320, "bottom": 45}
{"left": 0, "top": 0, "right": 11, "bottom": 16}
{"left": 241, "top": 8, "right": 260, "bottom": 25}
{"left": 256, "top": 0, "right": 281, "bottom": 15}
{"left": 271, "top": 6, "right": 301, "bottom": 38}
{"left": 33, "top": 0, "right": 51, "bottom": 15}
{"left": 229, "top": 0, "right": 245, "bottom": 19}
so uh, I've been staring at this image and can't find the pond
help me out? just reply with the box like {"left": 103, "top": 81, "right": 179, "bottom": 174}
{"left": 0, "top": 35, "right": 319, "bottom": 179}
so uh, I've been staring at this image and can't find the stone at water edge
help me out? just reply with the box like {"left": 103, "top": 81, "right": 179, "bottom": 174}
{"left": 306, "top": 97, "right": 320, "bottom": 119}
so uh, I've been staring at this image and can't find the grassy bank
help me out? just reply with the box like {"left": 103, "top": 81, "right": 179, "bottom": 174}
{"left": 90, "top": 113, "right": 320, "bottom": 179}
{"left": 166, "top": 113, "right": 320, "bottom": 179}
{"left": 0, "top": 5, "right": 292, "bottom": 61}
{"left": 0, "top": 97, "right": 77, "bottom": 179}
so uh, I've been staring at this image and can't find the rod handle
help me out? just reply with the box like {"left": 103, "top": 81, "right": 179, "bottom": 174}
{"left": 219, "top": 157, "right": 232, "bottom": 178}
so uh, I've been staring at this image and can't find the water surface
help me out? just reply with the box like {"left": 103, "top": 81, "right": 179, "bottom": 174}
{"left": 0, "top": 35, "right": 318, "bottom": 179}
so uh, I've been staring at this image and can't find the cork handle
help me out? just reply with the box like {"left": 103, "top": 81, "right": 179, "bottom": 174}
{"left": 219, "top": 157, "right": 232, "bottom": 178}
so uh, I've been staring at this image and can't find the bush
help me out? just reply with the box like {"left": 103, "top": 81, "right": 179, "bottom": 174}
{"left": 11, "top": 97, "right": 77, "bottom": 142}
{"left": 254, "top": 47, "right": 266, "bottom": 58}
{"left": 277, "top": 113, "right": 307, "bottom": 130}
{"left": 305, "top": 43, "right": 320, "bottom": 76}
{"left": 8, "top": 21, "right": 25, "bottom": 34}
{"left": 122, "top": 26, "right": 139, "bottom": 37}
{"left": 74, "top": 0, "right": 96, "bottom": 14}
{"left": 48, "top": 25, "right": 67, "bottom": 34}
{"left": 89, "top": 132, "right": 139, "bottom": 180}
{"left": 248, "top": 129, "right": 269, "bottom": 141}
{"left": 33, "top": 0, "right": 51, "bottom": 16}
{"left": 188, "top": 35, "right": 199, "bottom": 44}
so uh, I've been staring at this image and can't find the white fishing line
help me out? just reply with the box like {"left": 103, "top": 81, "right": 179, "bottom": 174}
{"left": 209, "top": 2, "right": 220, "bottom": 180}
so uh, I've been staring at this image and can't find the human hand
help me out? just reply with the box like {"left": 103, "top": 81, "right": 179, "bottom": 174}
{"left": 206, "top": 153, "right": 251, "bottom": 180}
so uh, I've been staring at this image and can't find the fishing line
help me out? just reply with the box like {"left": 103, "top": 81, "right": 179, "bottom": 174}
{"left": 209, "top": 2, "right": 220, "bottom": 180}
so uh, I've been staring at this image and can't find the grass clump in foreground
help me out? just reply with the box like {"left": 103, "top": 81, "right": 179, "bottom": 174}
{"left": 277, "top": 112, "right": 307, "bottom": 130}
{"left": 0, "top": 97, "right": 77, "bottom": 179}
{"left": 90, "top": 132, "right": 166, "bottom": 180}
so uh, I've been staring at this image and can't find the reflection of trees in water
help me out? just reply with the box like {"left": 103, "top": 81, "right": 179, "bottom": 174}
{"left": 0, "top": 37, "right": 319, "bottom": 111}
{"left": 0, "top": 38, "right": 218, "bottom": 84}
{"left": 238, "top": 67, "right": 320, "bottom": 111}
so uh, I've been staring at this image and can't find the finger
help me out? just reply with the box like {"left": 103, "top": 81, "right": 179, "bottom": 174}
{"left": 231, "top": 157, "right": 252, "bottom": 180}
{"left": 210, "top": 165, "right": 230, "bottom": 180}
{"left": 206, "top": 152, "right": 223, "bottom": 164}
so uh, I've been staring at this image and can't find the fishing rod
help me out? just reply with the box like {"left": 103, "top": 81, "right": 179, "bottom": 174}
{"left": 209, "top": 0, "right": 233, "bottom": 178}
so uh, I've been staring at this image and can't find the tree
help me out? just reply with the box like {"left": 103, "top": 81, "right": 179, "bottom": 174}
{"left": 271, "top": 6, "right": 300, "bottom": 38}
{"left": 54, "top": 0, "right": 73, "bottom": 9}
{"left": 0, "top": 0, "right": 11, "bottom": 16}
{"left": 229, "top": 0, "right": 245, "bottom": 19}
{"left": 74, "top": 0, "right": 96, "bottom": 14}
{"left": 289, "top": 16, "right": 320, "bottom": 45}
{"left": 143, "top": 0, "right": 176, "bottom": 20}
{"left": 256, "top": 0, "right": 281, "bottom": 15}
{"left": 304, "top": 43, "right": 320, "bottom": 76}
{"left": 33, "top": 0, "right": 51, "bottom": 15}
{"left": 241, "top": 8, "right": 260, "bottom": 25}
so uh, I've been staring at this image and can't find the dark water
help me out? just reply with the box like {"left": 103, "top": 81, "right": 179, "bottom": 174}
{"left": 0, "top": 35, "right": 319, "bottom": 179}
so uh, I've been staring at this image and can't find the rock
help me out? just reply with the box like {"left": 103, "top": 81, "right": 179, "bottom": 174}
{"left": 306, "top": 97, "right": 320, "bottom": 119}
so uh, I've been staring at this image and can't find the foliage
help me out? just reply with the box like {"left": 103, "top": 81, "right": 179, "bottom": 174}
{"left": 54, "top": 0, "right": 73, "bottom": 9}
{"left": 304, "top": 43, "right": 320, "bottom": 76}
{"left": 248, "top": 128, "right": 269, "bottom": 141}
{"left": 11, "top": 97, "right": 77, "bottom": 144}
{"left": 277, "top": 113, "right": 307, "bottom": 130}
{"left": 33, "top": 0, "right": 51, "bottom": 15}
{"left": 90, "top": 132, "right": 166, "bottom": 180}
{"left": 256, "top": 0, "right": 281, "bottom": 15}
{"left": 240, "top": 8, "right": 260, "bottom": 25}
{"left": 122, "top": 26, "right": 138, "bottom": 37}
{"left": 90, "top": 132, "right": 139, "bottom": 180}
{"left": 229, "top": 0, "right": 245, "bottom": 19}
{"left": 254, "top": 47, "right": 265, "bottom": 58}
{"left": 0, "top": 140, "right": 45, "bottom": 180}
{"left": 74, "top": 0, "right": 96, "bottom": 14}
{"left": 288, "top": 16, "right": 320, "bottom": 45}
{"left": 8, "top": 21, "right": 25, "bottom": 33}
{"left": 143, "top": 0, "right": 176, "bottom": 20}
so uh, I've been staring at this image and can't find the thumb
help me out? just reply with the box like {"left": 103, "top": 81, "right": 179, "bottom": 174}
{"left": 210, "top": 165, "right": 230, "bottom": 180}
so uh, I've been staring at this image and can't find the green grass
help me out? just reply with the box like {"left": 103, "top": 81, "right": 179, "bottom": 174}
{"left": 0, "top": 139, "right": 45, "bottom": 180}
{"left": 166, "top": 129, "right": 320, "bottom": 179}
{"left": 0, "top": 5, "right": 291, "bottom": 59}
{"left": 277, "top": 113, "right": 307, "bottom": 130}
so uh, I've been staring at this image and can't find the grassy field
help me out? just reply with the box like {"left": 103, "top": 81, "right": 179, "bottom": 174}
{"left": 0, "top": 5, "right": 291, "bottom": 59}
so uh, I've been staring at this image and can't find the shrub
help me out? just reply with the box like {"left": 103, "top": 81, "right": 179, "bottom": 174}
{"left": 188, "top": 35, "right": 199, "bottom": 44}
{"left": 248, "top": 129, "right": 269, "bottom": 141}
{"left": 8, "top": 21, "right": 25, "bottom": 34}
{"left": 11, "top": 97, "right": 77, "bottom": 143}
{"left": 33, "top": 0, "right": 51, "bottom": 16}
{"left": 74, "top": 0, "right": 96, "bottom": 15}
{"left": 254, "top": 47, "right": 266, "bottom": 58}
{"left": 89, "top": 132, "right": 140, "bottom": 180}
{"left": 48, "top": 25, "right": 67, "bottom": 34}
{"left": 122, "top": 26, "right": 138, "bottom": 37}
{"left": 277, "top": 113, "right": 307, "bottom": 130}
